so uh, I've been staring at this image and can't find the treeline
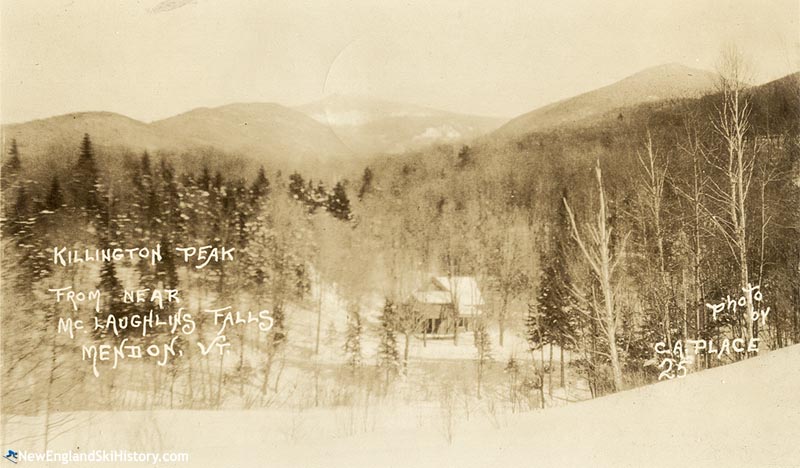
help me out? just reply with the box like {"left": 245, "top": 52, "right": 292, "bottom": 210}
{"left": 287, "top": 172, "right": 353, "bottom": 221}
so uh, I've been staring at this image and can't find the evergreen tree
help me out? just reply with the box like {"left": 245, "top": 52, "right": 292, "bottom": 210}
{"left": 159, "top": 159, "right": 182, "bottom": 238}
{"left": 2, "top": 140, "right": 23, "bottom": 222}
{"left": 131, "top": 154, "right": 160, "bottom": 290}
{"left": 212, "top": 171, "right": 224, "bottom": 191}
{"left": 132, "top": 151, "right": 152, "bottom": 192}
{"left": 358, "top": 167, "right": 374, "bottom": 200}
{"left": 197, "top": 166, "right": 212, "bottom": 192}
{"left": 288, "top": 172, "right": 306, "bottom": 202}
{"left": 141, "top": 150, "right": 152, "bottom": 174}
{"left": 137, "top": 180, "right": 161, "bottom": 291}
{"left": 2, "top": 139, "right": 22, "bottom": 183}
{"left": 228, "top": 180, "right": 251, "bottom": 247}
{"left": 537, "top": 248, "right": 577, "bottom": 350}
{"left": 525, "top": 302, "right": 547, "bottom": 352}
{"left": 251, "top": 166, "right": 271, "bottom": 202}
{"left": 531, "top": 188, "right": 579, "bottom": 385}
{"left": 156, "top": 235, "right": 179, "bottom": 290}
{"left": 456, "top": 145, "right": 473, "bottom": 169}
{"left": 95, "top": 190, "right": 136, "bottom": 340}
{"left": 5, "top": 188, "right": 49, "bottom": 283}
{"left": 44, "top": 176, "right": 64, "bottom": 211}
{"left": 504, "top": 356, "right": 522, "bottom": 411}
{"left": 71, "top": 133, "right": 100, "bottom": 213}
{"left": 344, "top": 303, "right": 363, "bottom": 371}
{"left": 473, "top": 319, "right": 493, "bottom": 398}
{"left": 537, "top": 248, "right": 578, "bottom": 389}
{"left": 378, "top": 299, "right": 401, "bottom": 379}
{"left": 131, "top": 153, "right": 154, "bottom": 226}
{"left": 312, "top": 181, "right": 328, "bottom": 212}
{"left": 7, "top": 187, "right": 30, "bottom": 238}
{"left": 96, "top": 258, "right": 124, "bottom": 338}
{"left": 327, "top": 181, "right": 352, "bottom": 221}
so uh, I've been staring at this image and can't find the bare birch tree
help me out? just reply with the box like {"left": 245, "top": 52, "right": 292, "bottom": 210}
{"left": 563, "top": 161, "right": 629, "bottom": 392}
{"left": 636, "top": 131, "right": 674, "bottom": 346}
{"left": 637, "top": 131, "right": 669, "bottom": 274}
{"left": 673, "top": 116, "right": 710, "bottom": 346}
{"left": 707, "top": 45, "right": 759, "bottom": 346}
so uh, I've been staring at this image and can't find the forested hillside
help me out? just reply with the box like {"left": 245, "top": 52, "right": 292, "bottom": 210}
{"left": 352, "top": 68, "right": 799, "bottom": 393}
{"left": 1, "top": 64, "right": 797, "bottom": 435}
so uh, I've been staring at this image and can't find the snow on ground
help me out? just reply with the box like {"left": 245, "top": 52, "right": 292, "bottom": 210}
{"left": 273, "top": 344, "right": 800, "bottom": 468}
{"left": 3, "top": 345, "right": 798, "bottom": 467}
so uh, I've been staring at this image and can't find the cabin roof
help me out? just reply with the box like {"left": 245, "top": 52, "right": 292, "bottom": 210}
{"left": 412, "top": 276, "right": 484, "bottom": 315}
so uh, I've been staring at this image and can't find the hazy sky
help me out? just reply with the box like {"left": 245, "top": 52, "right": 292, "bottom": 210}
{"left": 1, "top": 0, "right": 798, "bottom": 124}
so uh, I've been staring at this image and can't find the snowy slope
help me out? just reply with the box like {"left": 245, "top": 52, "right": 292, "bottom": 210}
{"left": 273, "top": 344, "right": 800, "bottom": 468}
{"left": 3, "top": 345, "right": 797, "bottom": 467}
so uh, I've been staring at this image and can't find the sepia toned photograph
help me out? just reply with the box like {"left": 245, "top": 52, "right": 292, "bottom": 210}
{"left": 1, "top": 1, "right": 799, "bottom": 466}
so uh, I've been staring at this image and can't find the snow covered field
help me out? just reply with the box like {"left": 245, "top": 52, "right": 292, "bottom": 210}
{"left": 3, "top": 344, "right": 797, "bottom": 467}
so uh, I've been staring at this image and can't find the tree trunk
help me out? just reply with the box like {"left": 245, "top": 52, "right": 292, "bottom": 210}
{"left": 315, "top": 279, "right": 323, "bottom": 354}
{"left": 606, "top": 310, "right": 624, "bottom": 391}
{"left": 476, "top": 360, "right": 483, "bottom": 399}
{"left": 589, "top": 318, "right": 597, "bottom": 398}
{"left": 498, "top": 295, "right": 508, "bottom": 347}
{"left": 314, "top": 365, "right": 320, "bottom": 407}
{"left": 169, "top": 368, "right": 176, "bottom": 409}
{"left": 694, "top": 194, "right": 703, "bottom": 343}
{"left": 453, "top": 312, "right": 459, "bottom": 346}
{"left": 715, "top": 60, "right": 755, "bottom": 351}
{"left": 601, "top": 232, "right": 624, "bottom": 391}
{"left": 681, "top": 268, "right": 689, "bottom": 340}
{"left": 691, "top": 139, "right": 705, "bottom": 352}
{"left": 403, "top": 332, "right": 411, "bottom": 369}
{"left": 186, "top": 358, "right": 194, "bottom": 408}
{"left": 539, "top": 342, "right": 545, "bottom": 372}
{"left": 215, "top": 351, "right": 224, "bottom": 408}
{"left": 737, "top": 153, "right": 754, "bottom": 345}
{"left": 239, "top": 328, "right": 246, "bottom": 396}
{"left": 548, "top": 343, "right": 554, "bottom": 396}
{"left": 538, "top": 374, "right": 545, "bottom": 409}
{"left": 564, "top": 164, "right": 626, "bottom": 393}
{"left": 261, "top": 352, "right": 273, "bottom": 395}
{"left": 793, "top": 270, "right": 800, "bottom": 344}
{"left": 274, "top": 353, "right": 286, "bottom": 392}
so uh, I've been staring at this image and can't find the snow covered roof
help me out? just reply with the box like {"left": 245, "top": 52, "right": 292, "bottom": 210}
{"left": 412, "top": 276, "right": 484, "bottom": 316}
{"left": 412, "top": 290, "right": 452, "bottom": 305}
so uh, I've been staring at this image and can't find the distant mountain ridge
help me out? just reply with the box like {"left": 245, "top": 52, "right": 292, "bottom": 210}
{"left": 1, "top": 63, "right": 731, "bottom": 173}
{"left": 2, "top": 98, "right": 504, "bottom": 173}
{"left": 296, "top": 94, "right": 504, "bottom": 155}
{"left": 496, "top": 63, "right": 719, "bottom": 137}
{"left": 150, "top": 102, "right": 354, "bottom": 167}
{"left": 1, "top": 103, "right": 355, "bottom": 173}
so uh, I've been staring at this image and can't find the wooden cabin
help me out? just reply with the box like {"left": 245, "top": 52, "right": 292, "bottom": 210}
{"left": 412, "top": 276, "right": 484, "bottom": 335}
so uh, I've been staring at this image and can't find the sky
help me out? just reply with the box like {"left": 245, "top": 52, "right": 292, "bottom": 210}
{"left": 1, "top": 0, "right": 798, "bottom": 124}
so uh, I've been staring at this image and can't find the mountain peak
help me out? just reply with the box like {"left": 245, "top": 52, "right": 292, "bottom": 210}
{"left": 640, "top": 62, "right": 712, "bottom": 74}
{"left": 496, "top": 63, "right": 719, "bottom": 137}
{"left": 623, "top": 63, "right": 718, "bottom": 84}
